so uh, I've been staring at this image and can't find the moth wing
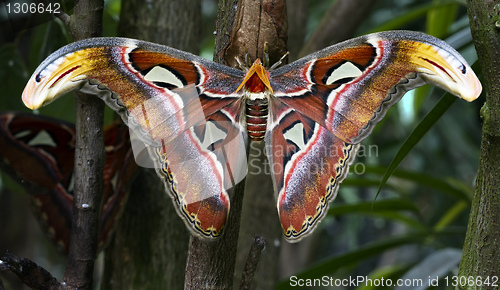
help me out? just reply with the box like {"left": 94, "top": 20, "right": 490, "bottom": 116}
{"left": 22, "top": 37, "right": 249, "bottom": 238}
{"left": 267, "top": 31, "right": 481, "bottom": 241}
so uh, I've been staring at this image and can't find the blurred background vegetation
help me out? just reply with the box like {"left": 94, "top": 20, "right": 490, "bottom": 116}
{"left": 0, "top": 0, "right": 483, "bottom": 289}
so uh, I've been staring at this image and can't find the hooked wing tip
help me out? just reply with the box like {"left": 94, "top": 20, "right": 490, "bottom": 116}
{"left": 22, "top": 77, "right": 40, "bottom": 110}
{"left": 460, "top": 70, "right": 482, "bottom": 102}
{"left": 424, "top": 47, "right": 482, "bottom": 102}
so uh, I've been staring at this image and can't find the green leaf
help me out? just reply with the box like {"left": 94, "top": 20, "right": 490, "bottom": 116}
{"left": 365, "top": 166, "right": 472, "bottom": 202}
{"left": 426, "top": 0, "right": 459, "bottom": 38}
{"left": 366, "top": 0, "right": 464, "bottom": 34}
{"left": 0, "top": 43, "right": 29, "bottom": 111}
{"left": 329, "top": 199, "right": 426, "bottom": 230}
{"left": 397, "top": 248, "right": 462, "bottom": 289}
{"left": 375, "top": 93, "right": 457, "bottom": 199}
{"left": 329, "top": 199, "right": 419, "bottom": 215}
{"left": 342, "top": 177, "right": 396, "bottom": 189}
{"left": 370, "top": 212, "right": 427, "bottom": 230}
{"left": 276, "top": 233, "right": 428, "bottom": 290}
{"left": 433, "top": 200, "right": 469, "bottom": 231}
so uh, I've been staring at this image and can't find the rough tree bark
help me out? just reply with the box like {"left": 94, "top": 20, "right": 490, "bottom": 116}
{"left": 62, "top": 0, "right": 105, "bottom": 289}
{"left": 458, "top": 0, "right": 500, "bottom": 286}
{"left": 101, "top": 0, "right": 201, "bottom": 289}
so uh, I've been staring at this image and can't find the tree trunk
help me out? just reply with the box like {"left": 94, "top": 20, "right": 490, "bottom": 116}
{"left": 184, "top": 1, "right": 243, "bottom": 289}
{"left": 185, "top": 1, "right": 287, "bottom": 289}
{"left": 234, "top": 141, "right": 283, "bottom": 290}
{"left": 458, "top": 0, "right": 500, "bottom": 286}
{"left": 101, "top": 1, "right": 200, "bottom": 289}
{"left": 62, "top": 1, "right": 105, "bottom": 289}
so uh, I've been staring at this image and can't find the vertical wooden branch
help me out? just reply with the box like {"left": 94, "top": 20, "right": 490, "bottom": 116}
{"left": 231, "top": 1, "right": 287, "bottom": 289}
{"left": 213, "top": 0, "right": 240, "bottom": 64}
{"left": 184, "top": 180, "right": 247, "bottom": 289}
{"left": 184, "top": 1, "right": 249, "bottom": 288}
{"left": 459, "top": 0, "right": 500, "bottom": 282}
{"left": 183, "top": 1, "right": 240, "bottom": 288}
{"left": 61, "top": 0, "right": 105, "bottom": 289}
{"left": 185, "top": 1, "right": 287, "bottom": 289}
{"left": 102, "top": 1, "right": 200, "bottom": 289}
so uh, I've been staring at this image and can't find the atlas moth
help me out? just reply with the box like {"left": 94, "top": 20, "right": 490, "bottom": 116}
{"left": 22, "top": 30, "right": 481, "bottom": 242}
